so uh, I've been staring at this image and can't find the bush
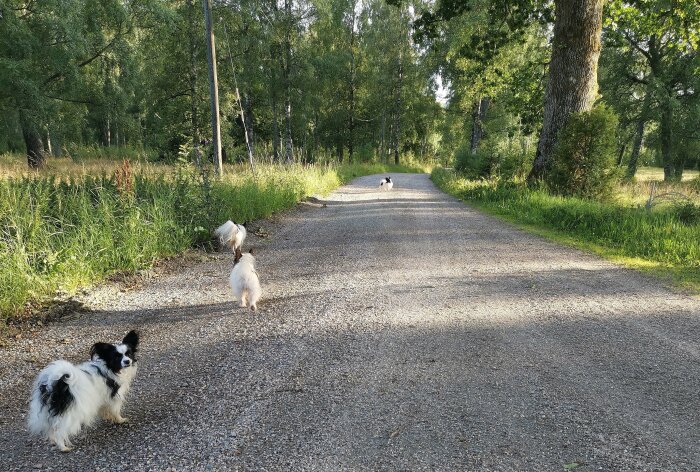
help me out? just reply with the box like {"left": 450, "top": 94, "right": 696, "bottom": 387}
{"left": 676, "top": 202, "right": 700, "bottom": 225}
{"left": 454, "top": 145, "right": 492, "bottom": 179}
{"left": 546, "top": 106, "right": 620, "bottom": 199}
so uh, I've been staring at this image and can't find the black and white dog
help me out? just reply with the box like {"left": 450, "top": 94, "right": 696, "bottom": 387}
{"left": 27, "top": 330, "right": 140, "bottom": 452}
{"left": 214, "top": 220, "right": 247, "bottom": 252}
{"left": 379, "top": 176, "right": 393, "bottom": 191}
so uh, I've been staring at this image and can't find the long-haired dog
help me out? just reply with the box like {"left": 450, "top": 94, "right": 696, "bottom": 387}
{"left": 214, "top": 220, "right": 247, "bottom": 252}
{"left": 229, "top": 248, "right": 261, "bottom": 311}
{"left": 27, "top": 330, "right": 140, "bottom": 452}
{"left": 379, "top": 176, "right": 393, "bottom": 190}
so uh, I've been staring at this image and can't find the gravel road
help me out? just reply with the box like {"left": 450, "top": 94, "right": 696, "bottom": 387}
{"left": 1, "top": 173, "right": 699, "bottom": 471}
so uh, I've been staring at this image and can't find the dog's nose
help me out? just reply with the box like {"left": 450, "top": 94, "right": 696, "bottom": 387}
{"left": 123, "top": 359, "right": 132, "bottom": 366}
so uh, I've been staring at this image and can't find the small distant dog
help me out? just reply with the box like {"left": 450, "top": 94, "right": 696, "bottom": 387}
{"left": 229, "top": 248, "right": 261, "bottom": 311}
{"left": 379, "top": 177, "right": 393, "bottom": 190}
{"left": 214, "top": 220, "right": 247, "bottom": 252}
{"left": 27, "top": 330, "right": 140, "bottom": 452}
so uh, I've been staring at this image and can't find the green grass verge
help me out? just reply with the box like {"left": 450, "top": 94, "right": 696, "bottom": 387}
{"left": 431, "top": 167, "right": 700, "bottom": 294}
{"left": 0, "top": 162, "right": 424, "bottom": 324}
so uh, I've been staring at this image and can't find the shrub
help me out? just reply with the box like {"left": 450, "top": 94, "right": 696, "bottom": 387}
{"left": 454, "top": 145, "right": 492, "bottom": 178}
{"left": 546, "top": 105, "right": 620, "bottom": 199}
{"left": 676, "top": 202, "right": 700, "bottom": 225}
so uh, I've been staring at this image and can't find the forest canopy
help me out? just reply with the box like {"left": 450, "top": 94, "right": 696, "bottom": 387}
{"left": 1, "top": 0, "right": 698, "bottom": 179}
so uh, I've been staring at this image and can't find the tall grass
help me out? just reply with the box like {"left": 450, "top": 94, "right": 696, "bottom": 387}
{"left": 0, "top": 161, "right": 424, "bottom": 322}
{"left": 432, "top": 168, "right": 700, "bottom": 290}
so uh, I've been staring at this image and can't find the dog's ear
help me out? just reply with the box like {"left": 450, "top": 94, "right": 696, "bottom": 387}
{"left": 242, "top": 221, "right": 248, "bottom": 227}
{"left": 234, "top": 248, "right": 243, "bottom": 263}
{"left": 90, "top": 342, "right": 113, "bottom": 361}
{"left": 122, "top": 330, "right": 139, "bottom": 351}
{"left": 249, "top": 247, "right": 256, "bottom": 256}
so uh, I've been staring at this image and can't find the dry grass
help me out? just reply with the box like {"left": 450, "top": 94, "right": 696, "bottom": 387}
{"left": 634, "top": 166, "right": 700, "bottom": 182}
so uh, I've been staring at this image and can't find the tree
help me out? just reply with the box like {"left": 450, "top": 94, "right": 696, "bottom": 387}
{"left": 0, "top": 0, "right": 145, "bottom": 167}
{"left": 604, "top": 0, "right": 700, "bottom": 180}
{"left": 528, "top": 0, "right": 605, "bottom": 181}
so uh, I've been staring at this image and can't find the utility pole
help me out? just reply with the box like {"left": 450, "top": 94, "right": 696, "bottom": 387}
{"left": 202, "top": 0, "right": 223, "bottom": 176}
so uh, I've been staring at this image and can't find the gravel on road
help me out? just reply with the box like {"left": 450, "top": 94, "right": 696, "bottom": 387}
{"left": 1, "top": 173, "right": 699, "bottom": 471}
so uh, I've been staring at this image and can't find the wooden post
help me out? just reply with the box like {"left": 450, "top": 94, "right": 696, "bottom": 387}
{"left": 202, "top": 0, "right": 223, "bottom": 176}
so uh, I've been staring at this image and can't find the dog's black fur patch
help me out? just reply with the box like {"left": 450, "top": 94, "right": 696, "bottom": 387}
{"left": 90, "top": 342, "right": 125, "bottom": 373}
{"left": 122, "top": 330, "right": 139, "bottom": 360}
{"left": 40, "top": 374, "right": 74, "bottom": 416}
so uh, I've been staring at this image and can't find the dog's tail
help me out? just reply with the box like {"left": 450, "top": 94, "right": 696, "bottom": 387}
{"left": 28, "top": 361, "right": 78, "bottom": 433}
{"left": 214, "top": 220, "right": 236, "bottom": 245}
{"left": 41, "top": 361, "right": 78, "bottom": 415}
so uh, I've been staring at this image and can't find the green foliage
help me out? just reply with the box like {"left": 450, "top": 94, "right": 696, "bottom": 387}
{"left": 0, "top": 0, "right": 443, "bottom": 165}
{"left": 675, "top": 202, "right": 700, "bottom": 226}
{"left": 454, "top": 136, "right": 533, "bottom": 181}
{"left": 546, "top": 106, "right": 620, "bottom": 199}
{"left": 432, "top": 168, "right": 700, "bottom": 284}
{"left": 454, "top": 146, "right": 490, "bottom": 178}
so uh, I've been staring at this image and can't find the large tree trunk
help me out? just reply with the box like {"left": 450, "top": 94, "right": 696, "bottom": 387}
{"left": 19, "top": 110, "right": 46, "bottom": 168}
{"left": 528, "top": 0, "right": 604, "bottom": 181}
{"left": 470, "top": 97, "right": 490, "bottom": 154}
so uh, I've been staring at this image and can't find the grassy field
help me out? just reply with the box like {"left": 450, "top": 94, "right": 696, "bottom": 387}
{"left": 634, "top": 166, "right": 699, "bottom": 182}
{"left": 0, "top": 153, "right": 427, "bottom": 326}
{"left": 432, "top": 167, "right": 700, "bottom": 293}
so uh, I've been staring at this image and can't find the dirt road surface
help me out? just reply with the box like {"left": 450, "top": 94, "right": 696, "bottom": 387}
{"left": 1, "top": 173, "right": 699, "bottom": 471}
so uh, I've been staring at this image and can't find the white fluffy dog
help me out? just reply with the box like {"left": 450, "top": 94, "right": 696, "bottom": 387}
{"left": 379, "top": 176, "right": 393, "bottom": 190}
{"left": 27, "top": 330, "right": 139, "bottom": 452}
{"left": 214, "top": 220, "right": 247, "bottom": 252}
{"left": 229, "top": 248, "right": 261, "bottom": 311}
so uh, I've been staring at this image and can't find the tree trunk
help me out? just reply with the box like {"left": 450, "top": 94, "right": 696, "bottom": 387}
{"left": 188, "top": 0, "right": 200, "bottom": 165}
{"left": 616, "top": 142, "right": 626, "bottom": 166}
{"left": 470, "top": 97, "right": 490, "bottom": 155}
{"left": 46, "top": 129, "right": 53, "bottom": 156}
{"left": 380, "top": 112, "right": 386, "bottom": 162}
{"left": 19, "top": 110, "right": 46, "bottom": 168}
{"left": 626, "top": 117, "right": 646, "bottom": 178}
{"left": 202, "top": 0, "right": 223, "bottom": 176}
{"left": 528, "top": 0, "right": 604, "bottom": 181}
{"left": 347, "top": 6, "right": 357, "bottom": 161}
{"left": 103, "top": 115, "right": 112, "bottom": 147}
{"left": 243, "top": 93, "right": 255, "bottom": 155}
{"left": 272, "top": 96, "right": 280, "bottom": 162}
{"left": 393, "top": 57, "right": 403, "bottom": 166}
{"left": 336, "top": 140, "right": 344, "bottom": 162}
{"left": 50, "top": 132, "right": 62, "bottom": 157}
{"left": 659, "top": 98, "right": 674, "bottom": 181}
{"left": 283, "top": 0, "right": 294, "bottom": 163}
